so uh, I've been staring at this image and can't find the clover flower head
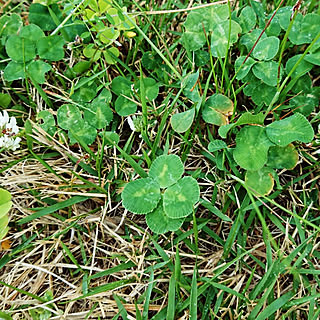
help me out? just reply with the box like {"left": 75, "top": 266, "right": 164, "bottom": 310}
{"left": 0, "top": 110, "right": 21, "bottom": 151}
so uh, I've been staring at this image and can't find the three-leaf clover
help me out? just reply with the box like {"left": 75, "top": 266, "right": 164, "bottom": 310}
{"left": 121, "top": 154, "right": 200, "bottom": 234}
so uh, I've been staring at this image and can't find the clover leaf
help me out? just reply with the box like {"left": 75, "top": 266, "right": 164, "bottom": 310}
{"left": 19, "top": 24, "right": 45, "bottom": 41}
{"left": 149, "top": 154, "right": 184, "bottom": 188}
{"left": 0, "top": 189, "right": 12, "bottom": 241}
{"left": 37, "top": 35, "right": 65, "bottom": 61}
{"left": 171, "top": 109, "right": 195, "bottom": 133}
{"left": 121, "top": 155, "right": 200, "bottom": 233}
{"left": 5, "top": 35, "right": 36, "bottom": 62}
{"left": 240, "top": 29, "right": 267, "bottom": 51}
{"left": 84, "top": 101, "right": 113, "bottom": 129}
{"left": 218, "top": 111, "right": 265, "bottom": 138}
{"left": 267, "top": 144, "right": 299, "bottom": 169}
{"left": 237, "top": 6, "right": 256, "bottom": 33}
{"left": 68, "top": 121, "right": 97, "bottom": 145}
{"left": 289, "top": 13, "right": 320, "bottom": 45}
{"left": 235, "top": 56, "right": 256, "bottom": 80}
{"left": 202, "top": 94, "right": 233, "bottom": 126}
{"left": 115, "top": 96, "right": 137, "bottom": 116}
{"left": 252, "top": 36, "right": 280, "bottom": 61}
{"left": 163, "top": 176, "right": 200, "bottom": 219}
{"left": 57, "top": 104, "right": 82, "bottom": 130}
{"left": 121, "top": 178, "right": 161, "bottom": 214}
{"left": 266, "top": 113, "right": 314, "bottom": 147}
{"left": 3, "top": 61, "right": 25, "bottom": 81}
{"left": 210, "top": 20, "right": 242, "bottom": 58}
{"left": 285, "top": 55, "right": 313, "bottom": 79}
{"left": 146, "top": 201, "right": 184, "bottom": 234}
{"left": 245, "top": 167, "right": 274, "bottom": 196}
{"left": 252, "top": 61, "right": 281, "bottom": 86}
{"left": 233, "top": 126, "right": 274, "bottom": 171}
{"left": 26, "top": 60, "right": 52, "bottom": 84}
{"left": 243, "top": 81, "right": 277, "bottom": 106}
{"left": 289, "top": 94, "right": 318, "bottom": 117}
{"left": 37, "top": 110, "right": 56, "bottom": 136}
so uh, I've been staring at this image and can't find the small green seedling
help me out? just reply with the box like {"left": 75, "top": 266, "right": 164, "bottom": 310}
{"left": 121, "top": 154, "right": 200, "bottom": 234}
{"left": 0, "top": 189, "right": 12, "bottom": 241}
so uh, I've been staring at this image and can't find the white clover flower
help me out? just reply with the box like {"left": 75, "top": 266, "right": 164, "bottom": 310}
{"left": 0, "top": 110, "right": 21, "bottom": 151}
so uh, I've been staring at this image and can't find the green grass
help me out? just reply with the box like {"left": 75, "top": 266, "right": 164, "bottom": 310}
{"left": 0, "top": 0, "right": 320, "bottom": 319}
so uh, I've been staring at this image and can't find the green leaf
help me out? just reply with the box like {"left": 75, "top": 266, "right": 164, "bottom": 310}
{"left": 0, "top": 93, "right": 11, "bottom": 108}
{"left": 182, "top": 12, "right": 207, "bottom": 51}
{"left": 68, "top": 120, "right": 97, "bottom": 145}
{"left": 37, "top": 35, "right": 65, "bottom": 61}
{"left": 19, "top": 24, "right": 45, "bottom": 41}
{"left": 26, "top": 60, "right": 51, "bottom": 84}
{"left": 202, "top": 94, "right": 233, "bottom": 126}
{"left": 84, "top": 101, "right": 113, "bottom": 129}
{"left": 233, "top": 126, "right": 274, "bottom": 171}
{"left": 0, "top": 311, "right": 13, "bottom": 320}
{"left": 146, "top": 201, "right": 184, "bottom": 234}
{"left": 98, "top": 27, "right": 120, "bottom": 45}
{"left": 267, "top": 144, "right": 299, "bottom": 169}
{"left": 277, "top": 6, "right": 292, "bottom": 30}
{"left": 115, "top": 95, "right": 137, "bottom": 116}
{"left": 289, "top": 13, "right": 320, "bottom": 45}
{"left": 163, "top": 176, "right": 200, "bottom": 219}
{"left": 149, "top": 154, "right": 184, "bottom": 188}
{"left": 255, "top": 291, "right": 294, "bottom": 320}
{"left": 103, "top": 47, "right": 120, "bottom": 64}
{"left": 238, "top": 6, "right": 256, "bottom": 33}
{"left": 28, "top": 3, "right": 59, "bottom": 31}
{"left": 304, "top": 50, "right": 320, "bottom": 66}
{"left": 286, "top": 55, "right": 313, "bottom": 78}
{"left": 57, "top": 104, "right": 82, "bottom": 130}
{"left": 135, "top": 77, "right": 159, "bottom": 101}
{"left": 245, "top": 168, "right": 274, "bottom": 196}
{"left": 210, "top": 20, "right": 242, "bottom": 58}
{"left": 289, "top": 93, "right": 318, "bottom": 116}
{"left": 0, "top": 189, "right": 12, "bottom": 241}
{"left": 235, "top": 56, "right": 256, "bottom": 80}
{"left": 122, "top": 178, "right": 161, "bottom": 214}
{"left": 240, "top": 28, "right": 267, "bottom": 51}
{"left": 0, "top": 14, "right": 23, "bottom": 37}
{"left": 171, "top": 108, "right": 195, "bottom": 133}
{"left": 37, "top": 110, "right": 56, "bottom": 136}
{"left": 208, "top": 140, "right": 228, "bottom": 152}
{"left": 252, "top": 36, "right": 280, "bottom": 61}
{"left": 111, "top": 76, "right": 132, "bottom": 95}
{"left": 182, "top": 71, "right": 200, "bottom": 102}
{"left": 266, "top": 113, "right": 314, "bottom": 147}
{"left": 243, "top": 81, "right": 277, "bottom": 106}
{"left": 100, "top": 131, "right": 120, "bottom": 146}
{"left": 5, "top": 35, "right": 36, "bottom": 62}
{"left": 190, "top": 267, "right": 198, "bottom": 320}
{"left": 219, "top": 111, "right": 265, "bottom": 138}
{"left": 3, "top": 61, "right": 25, "bottom": 81}
{"left": 252, "top": 61, "right": 280, "bottom": 86}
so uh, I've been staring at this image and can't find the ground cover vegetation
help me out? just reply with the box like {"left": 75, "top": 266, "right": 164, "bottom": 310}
{"left": 0, "top": 0, "right": 319, "bottom": 318}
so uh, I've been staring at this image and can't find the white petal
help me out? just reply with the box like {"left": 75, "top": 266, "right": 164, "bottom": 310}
{"left": 127, "top": 116, "right": 136, "bottom": 131}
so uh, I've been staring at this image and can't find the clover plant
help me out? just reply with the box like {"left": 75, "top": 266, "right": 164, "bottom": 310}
{"left": 0, "top": 189, "right": 12, "bottom": 241}
{"left": 3, "top": 23, "right": 64, "bottom": 83}
{"left": 231, "top": 114, "right": 314, "bottom": 195}
{"left": 111, "top": 76, "right": 160, "bottom": 117}
{"left": 122, "top": 154, "right": 200, "bottom": 234}
{"left": 77, "top": 0, "right": 135, "bottom": 65}
{"left": 182, "top": 4, "right": 241, "bottom": 57}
